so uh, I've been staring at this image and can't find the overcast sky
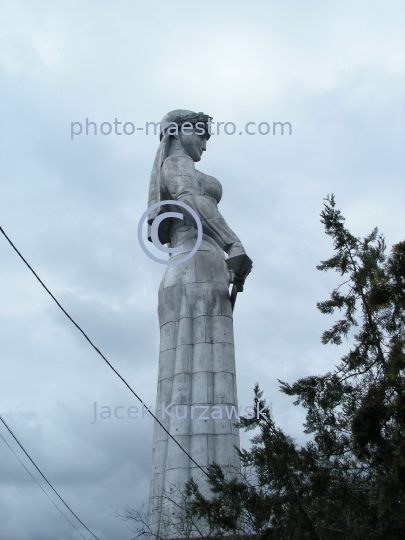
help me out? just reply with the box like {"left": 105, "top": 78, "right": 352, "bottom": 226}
{"left": 0, "top": 1, "right": 404, "bottom": 539}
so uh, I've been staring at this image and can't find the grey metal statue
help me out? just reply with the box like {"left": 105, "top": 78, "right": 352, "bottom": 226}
{"left": 147, "top": 109, "right": 252, "bottom": 538}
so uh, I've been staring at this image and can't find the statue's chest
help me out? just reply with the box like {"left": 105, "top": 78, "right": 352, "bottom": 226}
{"left": 195, "top": 170, "right": 223, "bottom": 203}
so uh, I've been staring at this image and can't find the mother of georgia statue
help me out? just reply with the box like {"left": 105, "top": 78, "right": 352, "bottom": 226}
{"left": 147, "top": 110, "right": 252, "bottom": 538}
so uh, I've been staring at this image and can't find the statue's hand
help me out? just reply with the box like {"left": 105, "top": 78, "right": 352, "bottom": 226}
{"left": 231, "top": 274, "right": 245, "bottom": 292}
{"left": 226, "top": 252, "right": 253, "bottom": 292}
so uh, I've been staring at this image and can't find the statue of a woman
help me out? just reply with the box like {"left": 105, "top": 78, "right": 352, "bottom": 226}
{"left": 147, "top": 110, "right": 252, "bottom": 537}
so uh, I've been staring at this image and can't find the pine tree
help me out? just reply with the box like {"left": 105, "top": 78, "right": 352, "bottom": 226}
{"left": 184, "top": 195, "right": 405, "bottom": 539}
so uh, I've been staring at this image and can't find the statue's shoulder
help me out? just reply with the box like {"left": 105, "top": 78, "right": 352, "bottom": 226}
{"left": 162, "top": 154, "right": 195, "bottom": 180}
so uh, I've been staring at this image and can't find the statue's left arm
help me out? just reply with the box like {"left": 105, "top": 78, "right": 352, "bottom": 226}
{"left": 162, "top": 155, "right": 252, "bottom": 284}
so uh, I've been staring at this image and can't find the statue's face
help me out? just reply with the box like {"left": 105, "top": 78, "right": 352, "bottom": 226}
{"left": 178, "top": 129, "right": 207, "bottom": 162}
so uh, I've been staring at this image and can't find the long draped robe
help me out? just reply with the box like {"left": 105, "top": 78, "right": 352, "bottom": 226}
{"left": 148, "top": 153, "right": 242, "bottom": 538}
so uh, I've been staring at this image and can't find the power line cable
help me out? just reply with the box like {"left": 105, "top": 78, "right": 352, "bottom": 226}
{"left": 0, "top": 432, "right": 89, "bottom": 540}
{"left": 0, "top": 225, "right": 208, "bottom": 478}
{"left": 0, "top": 416, "right": 100, "bottom": 540}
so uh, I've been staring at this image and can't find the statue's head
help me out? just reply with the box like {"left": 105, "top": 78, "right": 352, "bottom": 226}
{"left": 160, "top": 109, "right": 212, "bottom": 162}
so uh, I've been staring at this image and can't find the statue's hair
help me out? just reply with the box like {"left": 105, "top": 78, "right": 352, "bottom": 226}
{"left": 159, "top": 109, "right": 213, "bottom": 141}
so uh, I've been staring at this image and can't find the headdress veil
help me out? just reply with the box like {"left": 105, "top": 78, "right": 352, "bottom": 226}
{"left": 147, "top": 109, "right": 212, "bottom": 244}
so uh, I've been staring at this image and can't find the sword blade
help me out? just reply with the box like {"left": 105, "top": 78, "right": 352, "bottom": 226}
{"left": 230, "top": 283, "right": 238, "bottom": 312}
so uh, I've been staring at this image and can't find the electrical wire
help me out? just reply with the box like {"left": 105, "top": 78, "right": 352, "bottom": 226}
{"left": 0, "top": 432, "right": 89, "bottom": 540}
{"left": 0, "top": 225, "right": 208, "bottom": 478}
{"left": 0, "top": 416, "right": 100, "bottom": 540}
